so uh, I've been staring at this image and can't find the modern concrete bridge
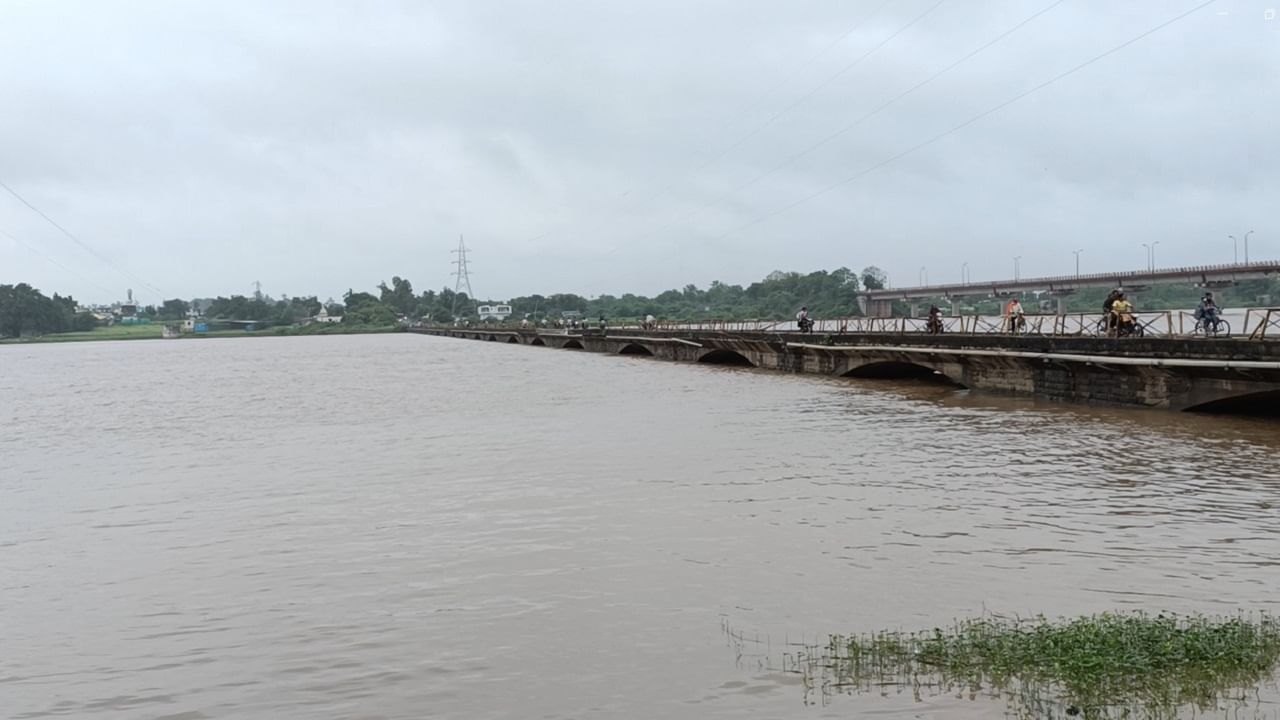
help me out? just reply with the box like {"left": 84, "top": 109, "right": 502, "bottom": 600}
{"left": 860, "top": 260, "right": 1280, "bottom": 316}
{"left": 411, "top": 326, "right": 1280, "bottom": 414}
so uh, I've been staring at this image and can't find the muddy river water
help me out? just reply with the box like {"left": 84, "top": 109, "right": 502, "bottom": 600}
{"left": 3, "top": 334, "right": 1278, "bottom": 718}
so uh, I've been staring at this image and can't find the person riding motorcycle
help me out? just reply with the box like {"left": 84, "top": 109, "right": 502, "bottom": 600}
{"left": 926, "top": 305, "right": 943, "bottom": 334}
{"left": 1110, "top": 292, "right": 1136, "bottom": 336}
{"left": 796, "top": 306, "right": 813, "bottom": 333}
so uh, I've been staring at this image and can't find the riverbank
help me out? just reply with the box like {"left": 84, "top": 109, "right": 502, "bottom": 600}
{"left": 0, "top": 323, "right": 405, "bottom": 344}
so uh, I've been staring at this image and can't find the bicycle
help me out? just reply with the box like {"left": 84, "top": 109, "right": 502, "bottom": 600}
{"left": 1193, "top": 315, "right": 1231, "bottom": 338}
{"left": 1095, "top": 313, "right": 1144, "bottom": 338}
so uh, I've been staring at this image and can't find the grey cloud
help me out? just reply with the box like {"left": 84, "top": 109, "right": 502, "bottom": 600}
{"left": 1, "top": 0, "right": 1275, "bottom": 304}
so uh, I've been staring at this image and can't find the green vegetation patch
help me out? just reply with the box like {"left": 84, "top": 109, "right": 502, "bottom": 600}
{"left": 797, "top": 613, "right": 1280, "bottom": 719}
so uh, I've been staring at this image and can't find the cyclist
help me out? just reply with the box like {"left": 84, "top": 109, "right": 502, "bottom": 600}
{"left": 1195, "top": 293, "right": 1220, "bottom": 333}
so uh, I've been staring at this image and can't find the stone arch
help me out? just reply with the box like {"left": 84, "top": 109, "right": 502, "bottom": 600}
{"left": 507, "top": 336, "right": 520, "bottom": 343}
{"left": 1182, "top": 389, "right": 1280, "bottom": 417}
{"left": 530, "top": 337, "right": 546, "bottom": 346}
{"left": 562, "top": 339, "right": 584, "bottom": 349}
{"left": 697, "top": 349, "right": 755, "bottom": 366}
{"left": 843, "top": 360, "right": 963, "bottom": 387}
{"left": 487, "top": 335, "right": 498, "bottom": 342}
{"left": 618, "top": 343, "right": 654, "bottom": 356}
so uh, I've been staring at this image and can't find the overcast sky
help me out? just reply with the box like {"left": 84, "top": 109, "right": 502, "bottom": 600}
{"left": 1, "top": 0, "right": 1276, "bottom": 305}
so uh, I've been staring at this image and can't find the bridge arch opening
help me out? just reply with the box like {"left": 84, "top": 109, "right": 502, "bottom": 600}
{"left": 487, "top": 335, "right": 498, "bottom": 342}
{"left": 698, "top": 349, "right": 754, "bottom": 367}
{"left": 529, "top": 337, "right": 546, "bottom": 346}
{"left": 843, "top": 361, "right": 963, "bottom": 387}
{"left": 506, "top": 336, "right": 520, "bottom": 343}
{"left": 618, "top": 343, "right": 654, "bottom": 356}
{"left": 562, "top": 339, "right": 584, "bottom": 349}
{"left": 1184, "top": 390, "right": 1280, "bottom": 417}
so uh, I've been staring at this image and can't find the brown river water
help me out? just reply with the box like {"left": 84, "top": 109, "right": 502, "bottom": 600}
{"left": 3, "top": 334, "right": 1279, "bottom": 719}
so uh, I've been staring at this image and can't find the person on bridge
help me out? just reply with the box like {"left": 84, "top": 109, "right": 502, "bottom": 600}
{"left": 796, "top": 306, "right": 812, "bottom": 333}
{"left": 1110, "top": 292, "right": 1136, "bottom": 336}
{"left": 1196, "top": 293, "right": 1219, "bottom": 327}
{"left": 645, "top": 314, "right": 657, "bottom": 331}
{"left": 1004, "top": 298, "right": 1025, "bottom": 333}
{"left": 1104, "top": 288, "right": 1122, "bottom": 314}
{"left": 927, "top": 305, "right": 943, "bottom": 335}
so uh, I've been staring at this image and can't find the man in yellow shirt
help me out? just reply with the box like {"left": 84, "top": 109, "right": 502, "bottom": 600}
{"left": 1110, "top": 293, "right": 1135, "bottom": 336}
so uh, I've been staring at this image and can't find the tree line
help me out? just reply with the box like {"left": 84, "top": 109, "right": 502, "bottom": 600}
{"left": 23, "top": 263, "right": 1268, "bottom": 338}
{"left": 0, "top": 284, "right": 97, "bottom": 337}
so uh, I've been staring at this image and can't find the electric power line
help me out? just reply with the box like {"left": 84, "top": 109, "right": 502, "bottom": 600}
{"left": 710, "top": 0, "right": 1218, "bottom": 244}
{"left": 0, "top": 178, "right": 163, "bottom": 297}
{"left": 685, "top": 0, "right": 948, "bottom": 178}
{"left": 0, "top": 227, "right": 116, "bottom": 297}
{"left": 609, "top": 0, "right": 1067, "bottom": 249}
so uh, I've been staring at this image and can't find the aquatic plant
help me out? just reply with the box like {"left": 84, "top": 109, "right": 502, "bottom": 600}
{"left": 786, "top": 612, "right": 1280, "bottom": 719}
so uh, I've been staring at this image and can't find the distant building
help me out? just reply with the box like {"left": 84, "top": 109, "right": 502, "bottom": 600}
{"left": 477, "top": 304, "right": 513, "bottom": 321}
{"left": 313, "top": 305, "right": 342, "bottom": 324}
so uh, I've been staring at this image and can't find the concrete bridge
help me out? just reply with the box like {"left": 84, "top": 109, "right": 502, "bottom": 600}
{"left": 860, "top": 260, "right": 1280, "bottom": 316}
{"left": 411, "top": 327, "right": 1280, "bottom": 414}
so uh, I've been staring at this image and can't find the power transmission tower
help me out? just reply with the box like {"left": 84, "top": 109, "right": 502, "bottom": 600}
{"left": 253, "top": 280, "right": 263, "bottom": 301}
{"left": 450, "top": 235, "right": 475, "bottom": 318}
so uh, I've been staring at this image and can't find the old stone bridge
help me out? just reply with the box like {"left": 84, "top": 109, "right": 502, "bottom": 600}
{"left": 410, "top": 327, "right": 1280, "bottom": 414}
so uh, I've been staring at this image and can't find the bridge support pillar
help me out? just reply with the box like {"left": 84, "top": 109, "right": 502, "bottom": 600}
{"left": 1057, "top": 296, "right": 1068, "bottom": 315}
{"left": 862, "top": 298, "right": 894, "bottom": 318}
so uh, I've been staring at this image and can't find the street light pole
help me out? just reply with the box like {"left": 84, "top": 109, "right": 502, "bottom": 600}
{"left": 1244, "top": 230, "right": 1254, "bottom": 264}
{"left": 1072, "top": 249, "right": 1083, "bottom": 278}
{"left": 1013, "top": 256, "right": 1021, "bottom": 281}
{"left": 1142, "top": 243, "right": 1151, "bottom": 271}
{"left": 961, "top": 262, "right": 969, "bottom": 285}
{"left": 1230, "top": 235, "right": 1237, "bottom": 264}
{"left": 1150, "top": 240, "right": 1160, "bottom": 271}
{"left": 919, "top": 266, "right": 927, "bottom": 287}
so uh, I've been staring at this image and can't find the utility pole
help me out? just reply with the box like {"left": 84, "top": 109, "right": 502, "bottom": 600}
{"left": 1013, "top": 256, "right": 1021, "bottom": 281}
{"left": 1230, "top": 235, "right": 1237, "bottom": 264}
{"left": 450, "top": 235, "right": 475, "bottom": 319}
{"left": 1244, "top": 230, "right": 1254, "bottom": 264}
{"left": 1072, "top": 249, "right": 1083, "bottom": 278}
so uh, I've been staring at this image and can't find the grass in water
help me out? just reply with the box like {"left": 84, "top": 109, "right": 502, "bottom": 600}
{"left": 787, "top": 613, "right": 1280, "bottom": 719}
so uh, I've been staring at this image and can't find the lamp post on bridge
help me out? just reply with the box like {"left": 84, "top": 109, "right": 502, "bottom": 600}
{"left": 919, "top": 266, "right": 927, "bottom": 287}
{"left": 1013, "top": 256, "right": 1021, "bottom": 281}
{"left": 1230, "top": 235, "right": 1238, "bottom": 264}
{"left": 1072, "top": 249, "right": 1083, "bottom": 278}
{"left": 1244, "top": 230, "right": 1254, "bottom": 264}
{"left": 961, "top": 262, "right": 969, "bottom": 285}
{"left": 1150, "top": 240, "right": 1160, "bottom": 270}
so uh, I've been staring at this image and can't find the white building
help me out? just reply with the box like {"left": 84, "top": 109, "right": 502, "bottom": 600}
{"left": 477, "top": 304, "right": 513, "bottom": 321}
{"left": 313, "top": 305, "right": 343, "bottom": 324}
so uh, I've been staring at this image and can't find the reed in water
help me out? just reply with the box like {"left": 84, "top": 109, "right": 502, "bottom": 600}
{"left": 787, "top": 612, "right": 1280, "bottom": 719}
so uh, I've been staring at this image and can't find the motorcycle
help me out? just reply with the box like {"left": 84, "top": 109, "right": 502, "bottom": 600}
{"left": 797, "top": 317, "right": 814, "bottom": 333}
{"left": 926, "top": 316, "right": 943, "bottom": 335}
